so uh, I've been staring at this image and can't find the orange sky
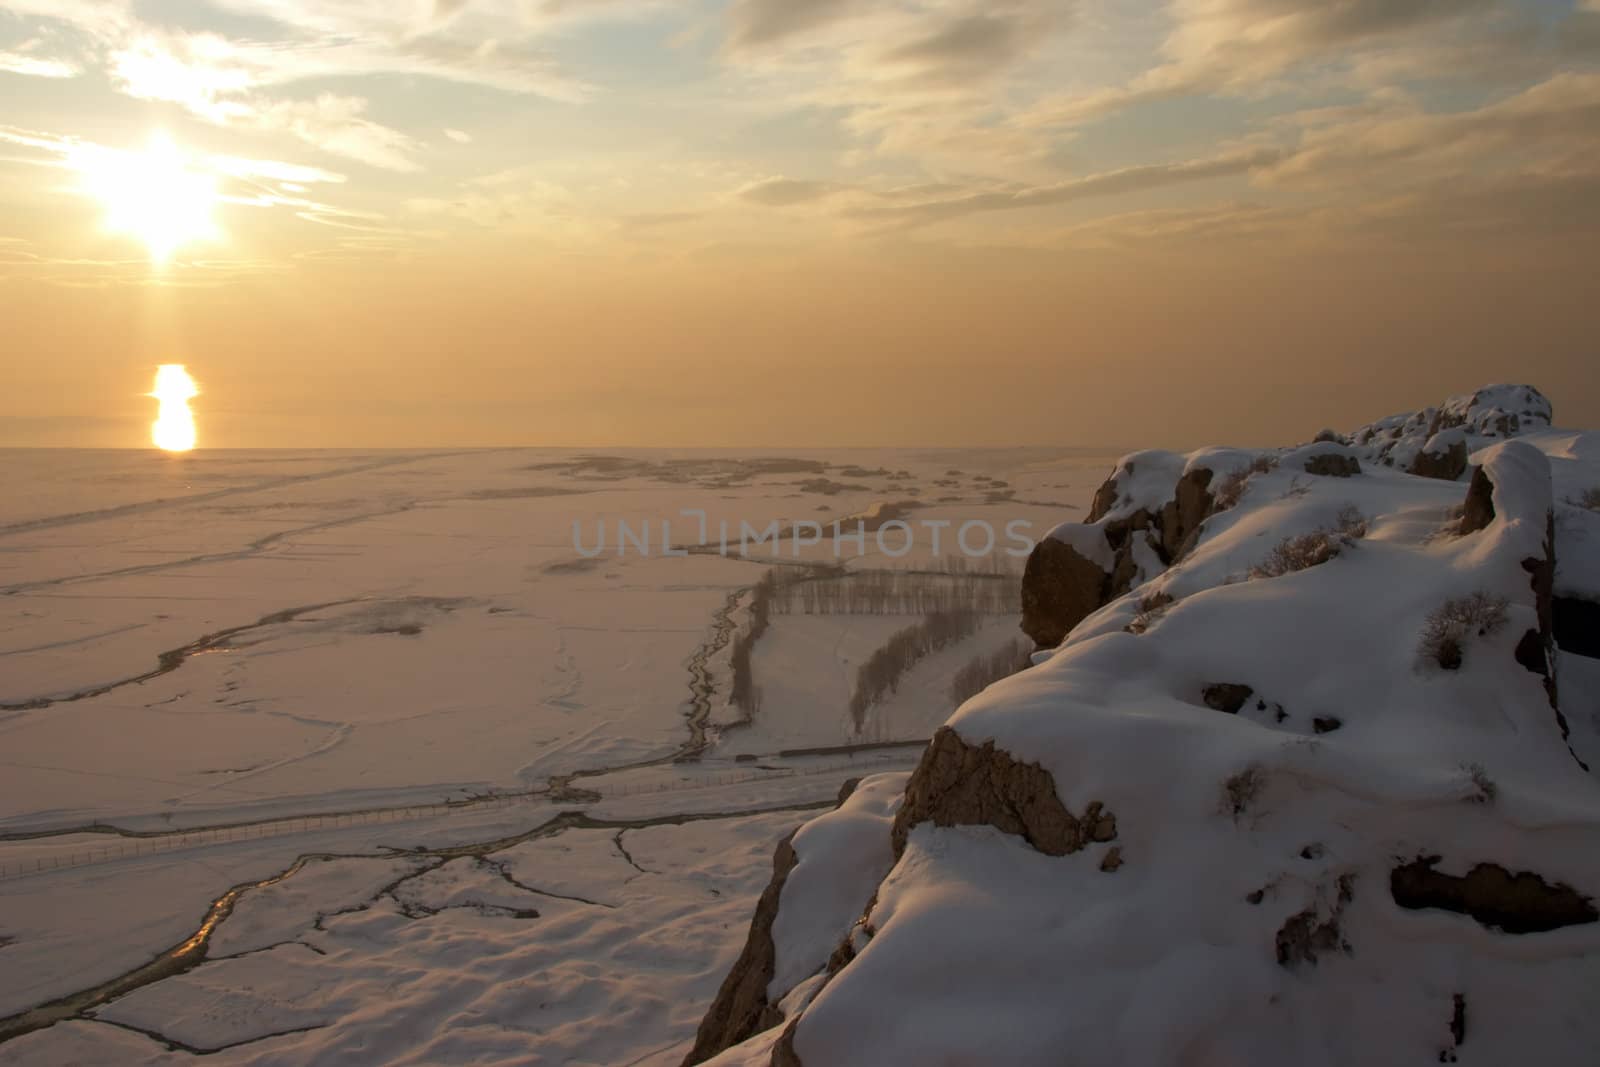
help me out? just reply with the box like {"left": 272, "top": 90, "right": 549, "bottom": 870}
{"left": 1, "top": 0, "right": 1597, "bottom": 447}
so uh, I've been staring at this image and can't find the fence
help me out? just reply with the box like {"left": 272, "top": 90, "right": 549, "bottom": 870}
{"left": 0, "top": 756, "right": 913, "bottom": 883}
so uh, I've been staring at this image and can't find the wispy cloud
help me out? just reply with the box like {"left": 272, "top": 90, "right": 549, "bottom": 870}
{"left": 2, "top": 0, "right": 593, "bottom": 172}
{"left": 0, "top": 122, "right": 389, "bottom": 247}
{"left": 1018, "top": 0, "right": 1587, "bottom": 128}
{"left": 0, "top": 50, "right": 78, "bottom": 78}
{"left": 735, "top": 177, "right": 847, "bottom": 206}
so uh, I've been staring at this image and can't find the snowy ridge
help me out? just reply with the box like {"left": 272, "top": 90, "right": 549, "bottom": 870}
{"left": 693, "top": 388, "right": 1600, "bottom": 1066}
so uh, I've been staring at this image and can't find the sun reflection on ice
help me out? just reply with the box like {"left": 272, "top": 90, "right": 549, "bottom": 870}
{"left": 149, "top": 364, "right": 199, "bottom": 452}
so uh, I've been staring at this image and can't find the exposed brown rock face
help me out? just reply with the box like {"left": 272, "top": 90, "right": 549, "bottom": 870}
{"left": 682, "top": 833, "right": 799, "bottom": 1065}
{"left": 1161, "top": 468, "right": 1215, "bottom": 559}
{"left": 759, "top": 731, "right": 1117, "bottom": 1064}
{"left": 1410, "top": 440, "right": 1467, "bottom": 481}
{"left": 1020, "top": 536, "right": 1110, "bottom": 649}
{"left": 1390, "top": 858, "right": 1598, "bottom": 934}
{"left": 891, "top": 727, "right": 1110, "bottom": 859}
{"left": 1024, "top": 465, "right": 1222, "bottom": 649}
{"left": 1276, "top": 875, "right": 1355, "bottom": 968}
{"left": 1517, "top": 514, "right": 1586, "bottom": 769}
{"left": 1459, "top": 466, "right": 1496, "bottom": 534}
{"left": 1203, "top": 683, "right": 1254, "bottom": 714}
{"left": 1087, "top": 473, "right": 1121, "bottom": 523}
{"left": 1304, "top": 453, "right": 1361, "bottom": 478}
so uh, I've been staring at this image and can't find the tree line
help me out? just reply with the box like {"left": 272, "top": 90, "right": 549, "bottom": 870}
{"left": 849, "top": 610, "right": 982, "bottom": 730}
{"left": 772, "top": 570, "right": 1020, "bottom": 617}
{"left": 948, "top": 638, "right": 1033, "bottom": 708}
{"left": 728, "top": 571, "right": 779, "bottom": 717}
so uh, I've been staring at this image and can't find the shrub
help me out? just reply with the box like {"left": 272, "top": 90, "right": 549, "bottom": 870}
{"left": 1462, "top": 762, "right": 1497, "bottom": 804}
{"left": 1418, "top": 592, "right": 1509, "bottom": 670}
{"left": 1250, "top": 510, "right": 1368, "bottom": 580}
{"left": 1572, "top": 487, "right": 1600, "bottom": 511}
{"left": 1222, "top": 765, "right": 1266, "bottom": 819}
{"left": 1251, "top": 531, "right": 1343, "bottom": 579}
{"left": 1126, "top": 590, "right": 1175, "bottom": 634}
{"left": 1334, "top": 505, "right": 1368, "bottom": 539}
{"left": 1212, "top": 455, "right": 1278, "bottom": 512}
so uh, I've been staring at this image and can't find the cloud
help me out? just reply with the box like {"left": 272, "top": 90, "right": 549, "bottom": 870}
{"left": 876, "top": 6, "right": 1060, "bottom": 86}
{"left": 1019, "top": 0, "right": 1522, "bottom": 127}
{"left": 444, "top": 128, "right": 472, "bottom": 144}
{"left": 0, "top": 50, "right": 78, "bottom": 78}
{"left": 0, "top": 122, "right": 376, "bottom": 244}
{"left": 844, "top": 148, "right": 1280, "bottom": 229}
{"left": 721, "top": 1, "right": 1076, "bottom": 180}
{"left": 212, "top": 156, "right": 348, "bottom": 186}
{"left": 1, "top": 0, "right": 592, "bottom": 174}
{"left": 617, "top": 211, "right": 701, "bottom": 232}
{"left": 103, "top": 34, "right": 425, "bottom": 170}
{"left": 736, "top": 177, "right": 846, "bottom": 206}
{"left": 253, "top": 94, "right": 422, "bottom": 172}
{"left": 1265, "top": 72, "right": 1600, "bottom": 189}
{"left": 107, "top": 33, "right": 256, "bottom": 123}
{"left": 726, "top": 0, "right": 866, "bottom": 52}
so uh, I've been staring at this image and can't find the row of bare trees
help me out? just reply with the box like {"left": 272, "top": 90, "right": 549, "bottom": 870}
{"left": 773, "top": 571, "right": 1020, "bottom": 617}
{"left": 849, "top": 610, "right": 982, "bottom": 730}
{"left": 949, "top": 638, "right": 1033, "bottom": 707}
{"left": 728, "top": 571, "right": 779, "bottom": 716}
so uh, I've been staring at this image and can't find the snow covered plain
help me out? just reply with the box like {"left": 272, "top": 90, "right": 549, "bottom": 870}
{"left": 0, "top": 445, "right": 1111, "bottom": 1062}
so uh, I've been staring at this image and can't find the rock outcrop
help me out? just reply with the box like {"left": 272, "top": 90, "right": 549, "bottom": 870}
{"left": 1352, "top": 384, "right": 1552, "bottom": 472}
{"left": 697, "top": 387, "right": 1600, "bottom": 1067}
{"left": 683, "top": 834, "right": 799, "bottom": 1065}
{"left": 1019, "top": 536, "right": 1110, "bottom": 648}
{"left": 1020, "top": 386, "right": 1557, "bottom": 652}
{"left": 890, "top": 726, "right": 1114, "bottom": 858}
{"left": 1410, "top": 431, "right": 1468, "bottom": 480}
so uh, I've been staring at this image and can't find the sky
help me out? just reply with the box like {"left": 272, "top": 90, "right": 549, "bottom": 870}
{"left": 1, "top": 0, "right": 1597, "bottom": 448}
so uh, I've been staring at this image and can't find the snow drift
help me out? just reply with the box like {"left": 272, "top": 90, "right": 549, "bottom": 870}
{"left": 690, "top": 385, "right": 1600, "bottom": 1066}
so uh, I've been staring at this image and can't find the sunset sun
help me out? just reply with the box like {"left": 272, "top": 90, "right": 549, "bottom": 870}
{"left": 76, "top": 134, "right": 220, "bottom": 265}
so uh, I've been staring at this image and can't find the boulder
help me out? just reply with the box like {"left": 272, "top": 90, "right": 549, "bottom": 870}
{"left": 1020, "top": 536, "right": 1110, "bottom": 648}
{"left": 682, "top": 833, "right": 799, "bottom": 1065}
{"left": 890, "top": 726, "right": 1111, "bottom": 859}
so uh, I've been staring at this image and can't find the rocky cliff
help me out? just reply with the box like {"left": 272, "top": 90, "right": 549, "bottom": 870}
{"left": 690, "top": 384, "right": 1600, "bottom": 1066}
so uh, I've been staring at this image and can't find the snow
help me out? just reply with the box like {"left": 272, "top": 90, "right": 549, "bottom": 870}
{"left": 768, "top": 772, "right": 905, "bottom": 997}
{"left": 706, "top": 389, "right": 1600, "bottom": 1066}
{"left": 1041, "top": 521, "right": 1114, "bottom": 569}
{"left": 0, "top": 445, "right": 1104, "bottom": 1062}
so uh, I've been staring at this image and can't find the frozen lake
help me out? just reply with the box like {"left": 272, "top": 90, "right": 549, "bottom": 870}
{"left": 0, "top": 445, "right": 1109, "bottom": 1062}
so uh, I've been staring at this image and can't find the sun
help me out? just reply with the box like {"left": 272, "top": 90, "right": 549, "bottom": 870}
{"left": 76, "top": 134, "right": 221, "bottom": 265}
{"left": 149, "top": 365, "right": 200, "bottom": 452}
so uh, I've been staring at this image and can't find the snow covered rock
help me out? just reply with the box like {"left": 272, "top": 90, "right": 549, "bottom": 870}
{"left": 1018, "top": 533, "right": 1111, "bottom": 648}
{"left": 686, "top": 775, "right": 904, "bottom": 1065}
{"left": 1351, "top": 384, "right": 1552, "bottom": 474}
{"left": 1020, "top": 386, "right": 1558, "bottom": 651}
{"left": 698, "top": 387, "right": 1600, "bottom": 1067}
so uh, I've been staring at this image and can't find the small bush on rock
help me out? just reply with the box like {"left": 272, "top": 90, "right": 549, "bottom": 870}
{"left": 1462, "top": 762, "right": 1497, "bottom": 804}
{"left": 1222, "top": 765, "right": 1266, "bottom": 819}
{"left": 1249, "top": 509, "right": 1369, "bottom": 580}
{"left": 1252, "top": 531, "right": 1342, "bottom": 579}
{"left": 1418, "top": 593, "right": 1509, "bottom": 670}
{"left": 1212, "top": 456, "right": 1278, "bottom": 512}
{"left": 1126, "top": 590, "right": 1175, "bottom": 634}
{"left": 1334, "top": 506, "right": 1368, "bottom": 539}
